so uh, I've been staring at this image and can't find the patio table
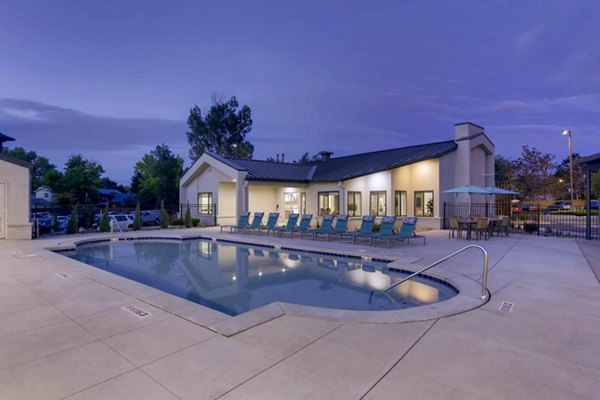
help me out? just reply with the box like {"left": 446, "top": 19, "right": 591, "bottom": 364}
{"left": 459, "top": 219, "right": 477, "bottom": 240}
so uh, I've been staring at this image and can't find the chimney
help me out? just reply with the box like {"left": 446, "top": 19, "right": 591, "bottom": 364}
{"left": 276, "top": 154, "right": 280, "bottom": 162}
{"left": 319, "top": 151, "right": 333, "bottom": 162}
{"left": 281, "top": 153, "right": 285, "bottom": 163}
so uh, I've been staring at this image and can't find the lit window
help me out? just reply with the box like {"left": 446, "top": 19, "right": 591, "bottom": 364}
{"left": 415, "top": 191, "right": 434, "bottom": 217}
{"left": 347, "top": 191, "right": 361, "bottom": 216}
{"left": 198, "top": 192, "right": 213, "bottom": 215}
{"left": 395, "top": 191, "right": 407, "bottom": 216}
{"left": 318, "top": 191, "right": 339, "bottom": 215}
{"left": 369, "top": 191, "right": 386, "bottom": 216}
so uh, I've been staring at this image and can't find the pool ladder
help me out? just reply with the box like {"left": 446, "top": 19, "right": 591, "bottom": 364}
{"left": 368, "top": 244, "right": 489, "bottom": 307}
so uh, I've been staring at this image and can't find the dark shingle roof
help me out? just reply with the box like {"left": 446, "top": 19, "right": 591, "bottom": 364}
{"left": 210, "top": 140, "right": 458, "bottom": 182}
{"left": 0, "top": 132, "right": 15, "bottom": 142}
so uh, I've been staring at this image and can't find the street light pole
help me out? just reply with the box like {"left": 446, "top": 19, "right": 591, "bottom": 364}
{"left": 562, "top": 130, "right": 574, "bottom": 201}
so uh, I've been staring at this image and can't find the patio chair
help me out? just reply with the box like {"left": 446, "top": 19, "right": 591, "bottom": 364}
{"left": 241, "top": 212, "right": 264, "bottom": 233}
{"left": 250, "top": 212, "right": 279, "bottom": 235}
{"left": 318, "top": 214, "right": 349, "bottom": 241}
{"left": 370, "top": 216, "right": 397, "bottom": 245}
{"left": 301, "top": 214, "right": 334, "bottom": 240}
{"left": 339, "top": 215, "right": 375, "bottom": 244}
{"left": 373, "top": 217, "right": 426, "bottom": 247}
{"left": 268, "top": 213, "right": 299, "bottom": 236}
{"left": 497, "top": 215, "right": 510, "bottom": 237}
{"left": 280, "top": 214, "right": 313, "bottom": 238}
{"left": 474, "top": 217, "right": 490, "bottom": 240}
{"left": 219, "top": 212, "right": 250, "bottom": 233}
{"left": 448, "top": 216, "right": 463, "bottom": 239}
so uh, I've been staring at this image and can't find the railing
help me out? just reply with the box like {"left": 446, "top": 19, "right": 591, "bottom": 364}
{"left": 369, "top": 244, "right": 489, "bottom": 307}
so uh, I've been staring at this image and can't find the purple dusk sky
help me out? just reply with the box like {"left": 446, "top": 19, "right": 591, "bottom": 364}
{"left": 1, "top": 0, "right": 599, "bottom": 184}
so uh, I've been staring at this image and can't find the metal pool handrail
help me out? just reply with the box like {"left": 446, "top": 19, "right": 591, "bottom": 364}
{"left": 369, "top": 244, "right": 489, "bottom": 306}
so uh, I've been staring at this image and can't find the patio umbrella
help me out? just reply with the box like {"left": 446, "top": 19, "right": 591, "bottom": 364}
{"left": 484, "top": 187, "right": 519, "bottom": 195}
{"left": 443, "top": 184, "right": 491, "bottom": 195}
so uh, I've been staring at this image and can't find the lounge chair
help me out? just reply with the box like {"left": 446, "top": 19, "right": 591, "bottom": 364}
{"left": 268, "top": 213, "right": 299, "bottom": 236}
{"left": 280, "top": 214, "right": 313, "bottom": 238}
{"left": 319, "top": 214, "right": 349, "bottom": 241}
{"left": 370, "top": 216, "right": 397, "bottom": 244}
{"left": 301, "top": 214, "right": 334, "bottom": 240}
{"left": 373, "top": 217, "right": 426, "bottom": 247}
{"left": 219, "top": 212, "right": 250, "bottom": 233}
{"left": 241, "top": 212, "right": 264, "bottom": 233}
{"left": 339, "top": 215, "right": 375, "bottom": 244}
{"left": 248, "top": 212, "right": 279, "bottom": 235}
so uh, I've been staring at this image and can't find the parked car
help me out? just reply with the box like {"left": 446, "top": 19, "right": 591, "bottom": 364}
{"left": 521, "top": 203, "right": 539, "bottom": 212}
{"left": 141, "top": 210, "right": 161, "bottom": 225}
{"left": 587, "top": 200, "right": 599, "bottom": 210}
{"left": 109, "top": 214, "right": 131, "bottom": 231}
{"left": 547, "top": 201, "right": 573, "bottom": 212}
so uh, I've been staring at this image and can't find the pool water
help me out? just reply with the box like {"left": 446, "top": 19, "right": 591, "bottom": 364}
{"left": 66, "top": 239, "right": 458, "bottom": 316}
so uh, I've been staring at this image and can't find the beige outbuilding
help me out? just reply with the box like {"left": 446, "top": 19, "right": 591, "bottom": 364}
{"left": 0, "top": 151, "right": 32, "bottom": 240}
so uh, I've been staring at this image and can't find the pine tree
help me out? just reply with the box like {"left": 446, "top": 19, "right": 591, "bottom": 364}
{"left": 160, "top": 199, "right": 169, "bottom": 229}
{"left": 184, "top": 202, "right": 192, "bottom": 228}
{"left": 66, "top": 205, "right": 78, "bottom": 234}
{"left": 99, "top": 203, "right": 110, "bottom": 232}
{"left": 132, "top": 201, "right": 142, "bottom": 231}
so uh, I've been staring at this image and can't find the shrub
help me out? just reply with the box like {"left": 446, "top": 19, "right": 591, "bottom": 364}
{"left": 99, "top": 203, "right": 110, "bottom": 232}
{"left": 132, "top": 201, "right": 142, "bottom": 231}
{"left": 169, "top": 218, "right": 183, "bottom": 226}
{"left": 524, "top": 223, "right": 539, "bottom": 233}
{"left": 66, "top": 205, "right": 78, "bottom": 234}
{"left": 372, "top": 222, "right": 381, "bottom": 233}
{"left": 192, "top": 218, "right": 200, "bottom": 227}
{"left": 160, "top": 199, "right": 169, "bottom": 229}
{"left": 184, "top": 202, "right": 192, "bottom": 228}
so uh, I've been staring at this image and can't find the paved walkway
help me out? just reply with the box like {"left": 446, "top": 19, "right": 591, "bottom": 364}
{"left": 0, "top": 229, "right": 599, "bottom": 399}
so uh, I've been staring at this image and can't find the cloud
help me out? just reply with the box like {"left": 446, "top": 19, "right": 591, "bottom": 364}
{"left": 0, "top": 98, "right": 188, "bottom": 183}
{"left": 513, "top": 23, "right": 546, "bottom": 56}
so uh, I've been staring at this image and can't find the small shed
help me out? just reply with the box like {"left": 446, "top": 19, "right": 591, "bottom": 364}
{"left": 0, "top": 132, "right": 32, "bottom": 239}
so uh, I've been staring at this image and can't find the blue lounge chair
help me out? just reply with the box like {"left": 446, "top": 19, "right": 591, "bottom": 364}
{"left": 268, "top": 213, "right": 299, "bottom": 236}
{"left": 373, "top": 217, "right": 426, "bottom": 247}
{"left": 301, "top": 214, "right": 334, "bottom": 240}
{"left": 339, "top": 215, "right": 375, "bottom": 244}
{"left": 370, "top": 216, "right": 397, "bottom": 243}
{"left": 241, "top": 212, "right": 264, "bottom": 233}
{"left": 219, "top": 212, "right": 250, "bottom": 233}
{"left": 249, "top": 212, "right": 279, "bottom": 235}
{"left": 281, "top": 214, "right": 313, "bottom": 238}
{"left": 320, "top": 214, "right": 349, "bottom": 241}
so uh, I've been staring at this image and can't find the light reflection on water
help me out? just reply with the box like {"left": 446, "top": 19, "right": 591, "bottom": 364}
{"left": 67, "top": 239, "right": 457, "bottom": 316}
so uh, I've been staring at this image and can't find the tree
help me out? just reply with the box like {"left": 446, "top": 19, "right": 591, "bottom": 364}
{"left": 58, "top": 154, "right": 105, "bottom": 206}
{"left": 99, "top": 203, "right": 110, "bottom": 232}
{"left": 184, "top": 202, "right": 192, "bottom": 228}
{"left": 132, "top": 144, "right": 184, "bottom": 210}
{"left": 513, "top": 145, "right": 556, "bottom": 200}
{"left": 295, "top": 152, "right": 320, "bottom": 164}
{"left": 494, "top": 155, "right": 514, "bottom": 183}
{"left": 66, "top": 205, "right": 78, "bottom": 234}
{"left": 186, "top": 95, "right": 254, "bottom": 161}
{"left": 132, "top": 201, "right": 142, "bottom": 231}
{"left": 160, "top": 199, "right": 169, "bottom": 229}
{"left": 555, "top": 153, "right": 585, "bottom": 199}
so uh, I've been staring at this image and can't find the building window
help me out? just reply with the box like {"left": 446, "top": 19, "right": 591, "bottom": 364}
{"left": 318, "top": 191, "right": 339, "bottom": 215}
{"left": 369, "top": 191, "right": 386, "bottom": 216}
{"left": 283, "top": 192, "right": 300, "bottom": 219}
{"left": 198, "top": 192, "right": 213, "bottom": 215}
{"left": 395, "top": 191, "right": 407, "bottom": 216}
{"left": 347, "top": 191, "right": 361, "bottom": 216}
{"left": 415, "top": 191, "right": 434, "bottom": 217}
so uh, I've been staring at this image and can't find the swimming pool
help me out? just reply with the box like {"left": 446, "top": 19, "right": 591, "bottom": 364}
{"left": 65, "top": 238, "right": 458, "bottom": 316}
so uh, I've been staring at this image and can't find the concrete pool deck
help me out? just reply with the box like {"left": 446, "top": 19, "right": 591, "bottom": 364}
{"left": 1, "top": 228, "right": 599, "bottom": 399}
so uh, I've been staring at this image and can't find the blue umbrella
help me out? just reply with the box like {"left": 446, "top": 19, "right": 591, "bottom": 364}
{"left": 484, "top": 187, "right": 519, "bottom": 195}
{"left": 443, "top": 184, "right": 491, "bottom": 194}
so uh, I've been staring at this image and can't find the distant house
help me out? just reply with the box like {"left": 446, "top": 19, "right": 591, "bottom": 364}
{"left": 0, "top": 152, "right": 32, "bottom": 239}
{"left": 180, "top": 122, "right": 495, "bottom": 229}
{"left": 34, "top": 186, "right": 54, "bottom": 201}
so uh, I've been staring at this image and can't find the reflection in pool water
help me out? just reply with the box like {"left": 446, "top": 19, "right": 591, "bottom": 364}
{"left": 66, "top": 239, "right": 457, "bottom": 316}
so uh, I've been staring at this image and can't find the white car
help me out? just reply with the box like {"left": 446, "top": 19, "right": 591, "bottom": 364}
{"left": 110, "top": 214, "right": 131, "bottom": 231}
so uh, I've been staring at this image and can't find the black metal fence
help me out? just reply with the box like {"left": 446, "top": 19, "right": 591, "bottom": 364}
{"left": 443, "top": 202, "right": 599, "bottom": 240}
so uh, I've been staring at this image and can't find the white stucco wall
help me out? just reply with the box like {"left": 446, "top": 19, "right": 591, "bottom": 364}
{"left": 0, "top": 158, "right": 32, "bottom": 239}
{"left": 247, "top": 184, "right": 278, "bottom": 215}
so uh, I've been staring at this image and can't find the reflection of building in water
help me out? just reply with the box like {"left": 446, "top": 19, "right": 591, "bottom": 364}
{"left": 391, "top": 280, "right": 439, "bottom": 304}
